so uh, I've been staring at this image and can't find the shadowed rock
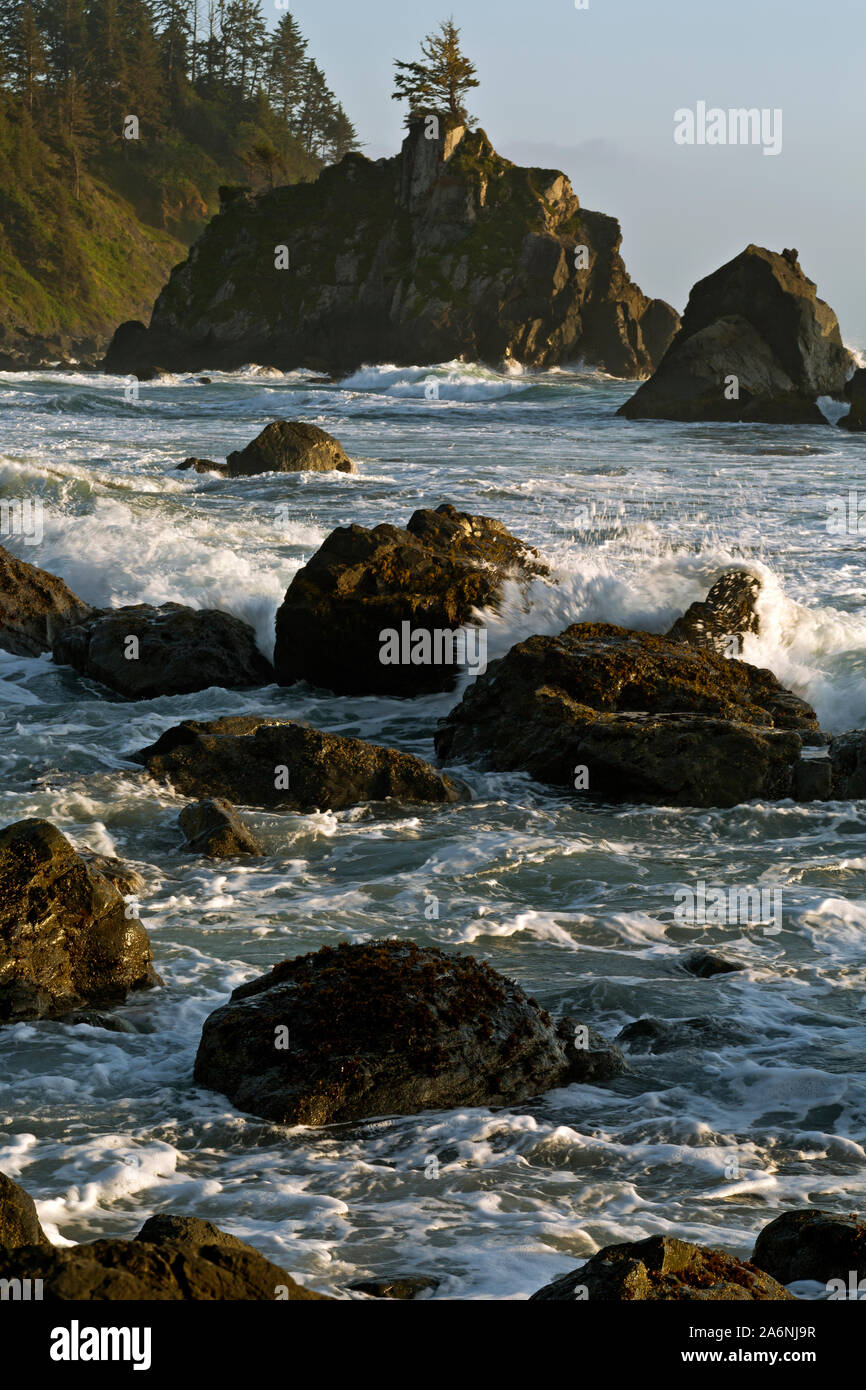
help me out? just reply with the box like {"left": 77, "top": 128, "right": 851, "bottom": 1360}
{"left": 134, "top": 715, "right": 458, "bottom": 810}
{"left": 529, "top": 1234, "right": 797, "bottom": 1300}
{"left": 618, "top": 245, "right": 852, "bottom": 423}
{"left": 52, "top": 602, "right": 274, "bottom": 699}
{"left": 193, "top": 939, "right": 624, "bottom": 1125}
{"left": 0, "top": 1172, "right": 50, "bottom": 1248}
{"left": 435, "top": 622, "right": 819, "bottom": 808}
{"left": 274, "top": 502, "right": 549, "bottom": 696}
{"left": 0, "top": 545, "right": 91, "bottom": 657}
{"left": 348, "top": 1275, "right": 440, "bottom": 1300}
{"left": 667, "top": 570, "right": 761, "bottom": 655}
{"left": 839, "top": 367, "right": 866, "bottom": 432}
{"left": 0, "top": 819, "right": 160, "bottom": 1023}
{"left": 179, "top": 798, "right": 263, "bottom": 856}
{"left": 828, "top": 731, "right": 866, "bottom": 797}
{"left": 680, "top": 951, "right": 746, "bottom": 979}
{"left": 616, "top": 1016, "right": 744, "bottom": 1053}
{"left": 751, "top": 1209, "right": 866, "bottom": 1286}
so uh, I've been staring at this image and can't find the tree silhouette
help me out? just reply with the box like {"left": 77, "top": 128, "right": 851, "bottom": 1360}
{"left": 392, "top": 17, "right": 478, "bottom": 128}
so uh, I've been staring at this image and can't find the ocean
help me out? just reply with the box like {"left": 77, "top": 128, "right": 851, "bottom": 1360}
{"left": 1, "top": 358, "right": 865, "bottom": 1300}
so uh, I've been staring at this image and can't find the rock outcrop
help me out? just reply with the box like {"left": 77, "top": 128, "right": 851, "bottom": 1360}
{"left": 667, "top": 570, "right": 761, "bottom": 654}
{"left": 751, "top": 1209, "right": 866, "bottom": 1286}
{"left": 274, "top": 502, "right": 548, "bottom": 696}
{"left": 529, "top": 1234, "right": 796, "bottom": 1300}
{"left": 177, "top": 420, "right": 355, "bottom": 477}
{"left": 828, "top": 731, "right": 866, "bottom": 797}
{"left": 104, "top": 121, "right": 679, "bottom": 378}
{"left": 618, "top": 245, "right": 853, "bottom": 423}
{"left": 0, "top": 819, "right": 160, "bottom": 1023}
{"left": 52, "top": 602, "right": 273, "bottom": 698}
{"left": 134, "top": 715, "right": 458, "bottom": 809}
{"left": 193, "top": 939, "right": 624, "bottom": 1125}
{"left": 0, "top": 1171, "right": 50, "bottom": 1248}
{"left": 0, "top": 545, "right": 90, "bottom": 657}
{"left": 1, "top": 1207, "right": 327, "bottom": 1299}
{"left": 434, "top": 622, "right": 819, "bottom": 808}
{"left": 839, "top": 367, "right": 866, "bottom": 431}
{"left": 179, "top": 798, "right": 263, "bottom": 857}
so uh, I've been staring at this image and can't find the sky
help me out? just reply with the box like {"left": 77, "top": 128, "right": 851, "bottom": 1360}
{"left": 277, "top": 0, "right": 866, "bottom": 348}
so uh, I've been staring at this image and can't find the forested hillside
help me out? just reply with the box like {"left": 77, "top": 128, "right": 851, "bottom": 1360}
{"left": 0, "top": 2, "right": 360, "bottom": 364}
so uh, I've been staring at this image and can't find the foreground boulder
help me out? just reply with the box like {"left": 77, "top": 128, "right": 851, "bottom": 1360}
{"left": 529, "top": 1234, "right": 796, "bottom": 1300}
{"left": 0, "top": 819, "right": 160, "bottom": 1022}
{"left": 0, "top": 545, "right": 90, "bottom": 657}
{"left": 134, "top": 715, "right": 457, "bottom": 809}
{"left": 435, "top": 623, "right": 819, "bottom": 808}
{"left": 0, "top": 1172, "right": 49, "bottom": 1248}
{"left": 839, "top": 367, "right": 866, "bottom": 432}
{"left": 274, "top": 502, "right": 548, "bottom": 695}
{"left": 104, "top": 120, "right": 678, "bottom": 378}
{"left": 618, "top": 246, "right": 853, "bottom": 423}
{"left": 193, "top": 939, "right": 624, "bottom": 1125}
{"left": 53, "top": 602, "right": 273, "bottom": 698}
{"left": 751, "top": 1210, "right": 866, "bottom": 1286}
{"left": 667, "top": 570, "right": 761, "bottom": 654}
{"left": 1, "top": 1209, "right": 327, "bottom": 1300}
{"left": 179, "top": 798, "right": 263, "bottom": 856}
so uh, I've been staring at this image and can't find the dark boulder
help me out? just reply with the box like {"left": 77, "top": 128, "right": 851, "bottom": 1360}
{"left": 667, "top": 570, "right": 761, "bottom": 655}
{"left": 134, "top": 715, "right": 458, "bottom": 810}
{"left": 828, "top": 731, "right": 866, "bottom": 797}
{"left": 177, "top": 457, "right": 227, "bottom": 475}
{"left": 193, "top": 939, "right": 624, "bottom": 1125}
{"left": 2, "top": 1211, "right": 327, "bottom": 1300}
{"left": 52, "top": 602, "right": 273, "bottom": 699}
{"left": 348, "top": 1275, "right": 440, "bottom": 1299}
{"left": 224, "top": 420, "right": 354, "bottom": 476}
{"left": 0, "top": 545, "right": 91, "bottom": 657}
{"left": 680, "top": 951, "right": 745, "bottom": 979}
{"left": 839, "top": 367, "right": 866, "bottom": 432}
{"left": 0, "top": 1172, "right": 49, "bottom": 1248}
{"left": 179, "top": 798, "right": 263, "bottom": 856}
{"left": 274, "top": 502, "right": 548, "bottom": 696}
{"left": 435, "top": 622, "right": 819, "bottom": 808}
{"left": 751, "top": 1210, "right": 866, "bottom": 1286}
{"left": 616, "top": 1016, "right": 744, "bottom": 1053}
{"left": 529, "top": 1234, "right": 796, "bottom": 1300}
{"left": 618, "top": 245, "right": 853, "bottom": 423}
{"left": 0, "top": 819, "right": 160, "bottom": 1023}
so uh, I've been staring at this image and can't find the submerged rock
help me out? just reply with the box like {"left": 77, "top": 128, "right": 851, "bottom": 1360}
{"left": 751, "top": 1210, "right": 866, "bottom": 1286}
{"left": 839, "top": 367, "right": 866, "bottom": 432}
{"left": 0, "top": 545, "right": 91, "bottom": 657}
{"left": 667, "top": 570, "right": 761, "bottom": 654}
{"left": 103, "top": 120, "right": 679, "bottom": 378}
{"left": 529, "top": 1234, "right": 796, "bottom": 1300}
{"left": 435, "top": 622, "right": 819, "bottom": 808}
{"left": 680, "top": 951, "right": 746, "bottom": 979}
{"left": 618, "top": 245, "right": 852, "bottom": 423}
{"left": 348, "top": 1275, "right": 440, "bottom": 1300}
{"left": 0, "top": 819, "right": 160, "bottom": 1023}
{"left": 177, "top": 456, "right": 227, "bottom": 475}
{"left": 0, "top": 1171, "right": 49, "bottom": 1248}
{"left": 52, "top": 602, "right": 274, "bottom": 698}
{"left": 274, "top": 502, "right": 548, "bottom": 696}
{"left": 828, "top": 730, "right": 866, "bottom": 798}
{"left": 179, "top": 798, "right": 263, "bottom": 857}
{"left": 1, "top": 1208, "right": 327, "bottom": 1300}
{"left": 616, "top": 1016, "right": 744, "bottom": 1053}
{"left": 193, "top": 939, "right": 624, "bottom": 1125}
{"left": 134, "top": 715, "right": 458, "bottom": 810}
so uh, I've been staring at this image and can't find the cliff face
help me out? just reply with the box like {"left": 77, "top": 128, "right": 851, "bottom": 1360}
{"left": 105, "top": 121, "right": 679, "bottom": 378}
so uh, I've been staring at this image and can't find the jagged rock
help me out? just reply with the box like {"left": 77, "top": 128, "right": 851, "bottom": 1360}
{"left": 616, "top": 1016, "right": 744, "bottom": 1053}
{"left": 529, "top": 1234, "right": 796, "bottom": 1300}
{"left": 828, "top": 731, "right": 866, "bottom": 797}
{"left": 224, "top": 420, "right": 354, "bottom": 476}
{"left": 751, "top": 1210, "right": 866, "bottom": 1286}
{"left": 274, "top": 502, "right": 548, "bottom": 696}
{"left": 435, "top": 622, "right": 819, "bottom": 808}
{"left": 177, "top": 456, "right": 227, "bottom": 475}
{"left": 0, "top": 545, "right": 91, "bottom": 657}
{"left": 52, "top": 602, "right": 274, "bottom": 699}
{"left": 134, "top": 715, "right": 458, "bottom": 810}
{"left": 78, "top": 853, "right": 145, "bottom": 898}
{"left": 793, "top": 752, "right": 834, "bottom": 801}
{"left": 667, "top": 570, "right": 761, "bottom": 654}
{"left": 103, "top": 121, "right": 679, "bottom": 378}
{"left": 618, "top": 245, "right": 853, "bottom": 423}
{"left": 1, "top": 1210, "right": 327, "bottom": 1300}
{"left": 348, "top": 1275, "right": 440, "bottom": 1300}
{"left": 0, "top": 1172, "right": 49, "bottom": 1248}
{"left": 839, "top": 367, "right": 866, "bottom": 432}
{"left": 53, "top": 1009, "right": 138, "bottom": 1033}
{"left": 179, "top": 798, "right": 263, "bottom": 856}
{"left": 0, "top": 819, "right": 160, "bottom": 1023}
{"left": 193, "top": 939, "right": 624, "bottom": 1125}
{"left": 680, "top": 951, "right": 745, "bottom": 979}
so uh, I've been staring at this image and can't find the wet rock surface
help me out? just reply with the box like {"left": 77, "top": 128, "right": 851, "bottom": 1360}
{"left": 0, "top": 545, "right": 91, "bottom": 657}
{"left": 179, "top": 798, "right": 264, "bottom": 856}
{"left": 529, "top": 1234, "right": 797, "bottom": 1300}
{"left": 751, "top": 1209, "right": 866, "bottom": 1286}
{"left": 667, "top": 570, "right": 761, "bottom": 654}
{"left": 0, "top": 1171, "right": 50, "bottom": 1248}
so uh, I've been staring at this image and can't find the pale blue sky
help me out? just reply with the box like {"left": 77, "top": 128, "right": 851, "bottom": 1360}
{"left": 280, "top": 0, "right": 865, "bottom": 346}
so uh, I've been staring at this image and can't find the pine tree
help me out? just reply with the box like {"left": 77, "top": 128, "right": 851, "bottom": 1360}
{"left": 3, "top": 3, "right": 48, "bottom": 112}
{"left": 267, "top": 11, "right": 305, "bottom": 127}
{"left": 324, "top": 103, "right": 360, "bottom": 163}
{"left": 222, "top": 0, "right": 266, "bottom": 102}
{"left": 392, "top": 17, "right": 479, "bottom": 127}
